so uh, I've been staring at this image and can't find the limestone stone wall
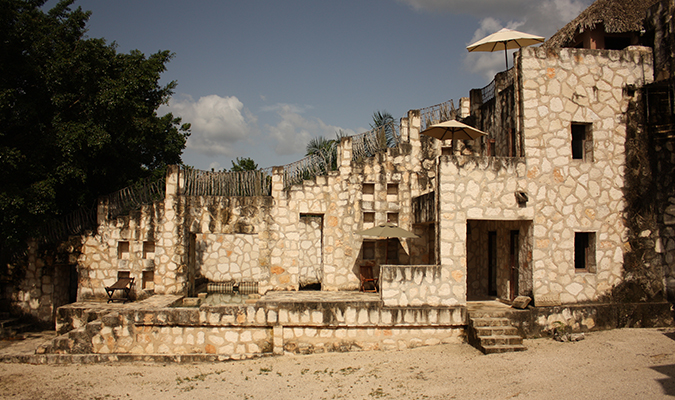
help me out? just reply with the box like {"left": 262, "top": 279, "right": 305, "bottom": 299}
{"left": 195, "top": 233, "right": 263, "bottom": 283}
{"left": 380, "top": 265, "right": 454, "bottom": 306}
{"left": 282, "top": 326, "right": 463, "bottom": 354}
{"left": 5, "top": 239, "right": 77, "bottom": 323}
{"left": 50, "top": 296, "right": 466, "bottom": 356}
{"left": 518, "top": 46, "right": 654, "bottom": 304}
{"left": 437, "top": 156, "right": 531, "bottom": 306}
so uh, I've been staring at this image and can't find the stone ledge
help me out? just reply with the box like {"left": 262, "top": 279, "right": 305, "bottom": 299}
{"left": 0, "top": 352, "right": 273, "bottom": 365}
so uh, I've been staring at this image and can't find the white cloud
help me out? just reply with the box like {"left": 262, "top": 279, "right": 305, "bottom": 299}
{"left": 397, "top": 0, "right": 589, "bottom": 27}
{"left": 161, "top": 94, "right": 258, "bottom": 157}
{"left": 264, "top": 103, "right": 357, "bottom": 156}
{"left": 400, "top": 0, "right": 592, "bottom": 80}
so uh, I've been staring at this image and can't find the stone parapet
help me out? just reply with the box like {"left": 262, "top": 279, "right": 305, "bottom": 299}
{"left": 49, "top": 295, "right": 466, "bottom": 357}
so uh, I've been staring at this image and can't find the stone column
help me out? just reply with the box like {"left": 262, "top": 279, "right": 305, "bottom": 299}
{"left": 156, "top": 165, "right": 187, "bottom": 295}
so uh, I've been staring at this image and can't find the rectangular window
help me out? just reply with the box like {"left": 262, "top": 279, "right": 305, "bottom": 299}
{"left": 142, "top": 241, "right": 155, "bottom": 259}
{"left": 387, "top": 183, "right": 398, "bottom": 196}
{"left": 571, "top": 123, "right": 593, "bottom": 161}
{"left": 363, "top": 241, "right": 375, "bottom": 260}
{"left": 363, "top": 212, "right": 375, "bottom": 223}
{"left": 142, "top": 270, "right": 155, "bottom": 290}
{"left": 117, "top": 241, "right": 130, "bottom": 259}
{"left": 387, "top": 212, "right": 399, "bottom": 224}
{"left": 575, "top": 232, "right": 596, "bottom": 272}
{"left": 362, "top": 183, "right": 375, "bottom": 195}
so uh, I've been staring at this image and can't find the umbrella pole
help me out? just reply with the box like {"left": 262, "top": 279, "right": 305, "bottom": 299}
{"left": 504, "top": 42, "right": 508, "bottom": 69}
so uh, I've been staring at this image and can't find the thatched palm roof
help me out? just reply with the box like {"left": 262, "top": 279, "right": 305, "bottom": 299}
{"left": 545, "top": 0, "right": 660, "bottom": 48}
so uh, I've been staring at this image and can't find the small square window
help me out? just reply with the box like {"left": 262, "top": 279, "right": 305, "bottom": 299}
{"left": 143, "top": 241, "right": 155, "bottom": 259}
{"left": 117, "top": 241, "right": 130, "bottom": 259}
{"left": 363, "top": 212, "right": 375, "bottom": 223}
{"left": 387, "top": 184, "right": 398, "bottom": 196}
{"left": 362, "top": 183, "right": 375, "bottom": 195}
{"left": 575, "top": 232, "right": 596, "bottom": 272}
{"left": 387, "top": 213, "right": 399, "bottom": 224}
{"left": 142, "top": 270, "right": 155, "bottom": 290}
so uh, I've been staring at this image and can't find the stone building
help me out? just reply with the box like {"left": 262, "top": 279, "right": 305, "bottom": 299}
{"left": 3, "top": 0, "right": 675, "bottom": 352}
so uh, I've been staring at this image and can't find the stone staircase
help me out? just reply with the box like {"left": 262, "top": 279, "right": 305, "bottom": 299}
{"left": 0, "top": 312, "right": 32, "bottom": 340}
{"left": 467, "top": 302, "right": 526, "bottom": 354}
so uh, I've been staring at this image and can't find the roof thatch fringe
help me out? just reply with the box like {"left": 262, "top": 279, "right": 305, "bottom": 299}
{"left": 544, "top": 0, "right": 661, "bottom": 49}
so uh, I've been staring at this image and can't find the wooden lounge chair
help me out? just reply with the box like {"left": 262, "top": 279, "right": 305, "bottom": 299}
{"left": 359, "top": 265, "right": 378, "bottom": 293}
{"left": 105, "top": 277, "right": 135, "bottom": 303}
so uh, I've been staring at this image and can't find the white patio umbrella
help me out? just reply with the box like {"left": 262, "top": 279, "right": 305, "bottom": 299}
{"left": 356, "top": 223, "right": 419, "bottom": 265}
{"left": 419, "top": 119, "right": 487, "bottom": 141}
{"left": 356, "top": 222, "right": 419, "bottom": 239}
{"left": 467, "top": 28, "right": 545, "bottom": 69}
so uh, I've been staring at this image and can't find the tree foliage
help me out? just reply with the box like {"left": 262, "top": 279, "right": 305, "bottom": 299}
{"left": 370, "top": 110, "right": 396, "bottom": 148}
{"left": 0, "top": 0, "right": 190, "bottom": 265}
{"left": 230, "top": 157, "right": 258, "bottom": 172}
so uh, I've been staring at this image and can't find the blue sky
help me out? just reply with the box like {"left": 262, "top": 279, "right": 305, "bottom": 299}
{"left": 45, "top": 0, "right": 592, "bottom": 171}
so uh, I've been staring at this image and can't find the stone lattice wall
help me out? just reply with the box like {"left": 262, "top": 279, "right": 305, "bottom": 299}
{"left": 78, "top": 202, "right": 162, "bottom": 301}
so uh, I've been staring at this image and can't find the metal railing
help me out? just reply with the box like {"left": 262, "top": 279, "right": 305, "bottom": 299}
{"left": 351, "top": 122, "right": 400, "bottom": 162}
{"left": 419, "top": 100, "right": 458, "bottom": 130}
{"left": 182, "top": 168, "right": 273, "bottom": 197}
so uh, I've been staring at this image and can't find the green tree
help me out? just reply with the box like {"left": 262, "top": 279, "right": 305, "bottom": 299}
{"left": 0, "top": 0, "right": 190, "bottom": 266}
{"left": 370, "top": 110, "right": 396, "bottom": 148}
{"left": 230, "top": 157, "right": 258, "bottom": 172}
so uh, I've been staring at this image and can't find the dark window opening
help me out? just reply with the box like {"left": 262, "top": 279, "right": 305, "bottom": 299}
{"left": 387, "top": 183, "right": 398, "bottom": 196}
{"left": 572, "top": 123, "right": 593, "bottom": 161}
{"left": 387, "top": 213, "right": 399, "bottom": 224}
{"left": 575, "top": 232, "right": 596, "bottom": 272}
{"left": 363, "top": 212, "right": 375, "bottom": 224}
{"left": 362, "top": 183, "right": 375, "bottom": 195}
{"left": 604, "top": 36, "right": 631, "bottom": 50}
{"left": 299, "top": 282, "right": 321, "bottom": 291}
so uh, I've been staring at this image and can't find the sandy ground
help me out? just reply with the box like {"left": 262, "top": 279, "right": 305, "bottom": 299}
{"left": 1, "top": 328, "right": 675, "bottom": 400}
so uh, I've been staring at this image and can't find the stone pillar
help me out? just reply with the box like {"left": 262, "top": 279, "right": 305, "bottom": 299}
{"left": 155, "top": 165, "right": 186, "bottom": 295}
{"left": 271, "top": 166, "right": 285, "bottom": 199}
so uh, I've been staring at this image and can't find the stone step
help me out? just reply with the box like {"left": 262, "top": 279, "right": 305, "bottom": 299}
{"left": 481, "top": 344, "right": 527, "bottom": 354}
{"left": 470, "top": 317, "right": 512, "bottom": 327}
{"left": 468, "top": 312, "right": 527, "bottom": 354}
{"left": 468, "top": 310, "right": 510, "bottom": 318}
{"left": 0, "top": 318, "right": 19, "bottom": 329}
{"left": 0, "top": 319, "right": 32, "bottom": 339}
{"left": 474, "top": 326, "right": 519, "bottom": 337}
{"left": 478, "top": 335, "right": 523, "bottom": 347}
